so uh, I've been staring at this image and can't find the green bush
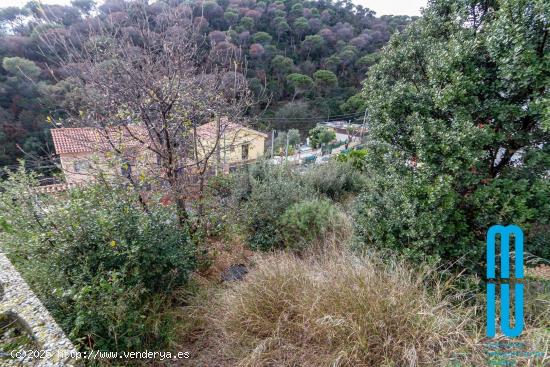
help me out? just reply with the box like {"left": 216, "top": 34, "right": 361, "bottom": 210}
{"left": 353, "top": 163, "right": 550, "bottom": 272}
{"left": 354, "top": 0, "right": 550, "bottom": 272}
{"left": 336, "top": 149, "right": 368, "bottom": 172}
{"left": 279, "top": 199, "right": 347, "bottom": 252}
{"left": 241, "top": 165, "right": 315, "bottom": 251}
{"left": 302, "top": 161, "right": 366, "bottom": 200}
{"left": 0, "top": 168, "right": 196, "bottom": 351}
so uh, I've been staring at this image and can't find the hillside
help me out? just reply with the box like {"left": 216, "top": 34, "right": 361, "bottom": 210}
{"left": 0, "top": 0, "right": 414, "bottom": 171}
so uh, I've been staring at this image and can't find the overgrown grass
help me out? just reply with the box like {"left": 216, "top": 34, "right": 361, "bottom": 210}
{"left": 193, "top": 251, "right": 486, "bottom": 367}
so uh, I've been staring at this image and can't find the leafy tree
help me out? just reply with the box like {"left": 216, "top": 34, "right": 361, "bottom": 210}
{"left": 302, "top": 34, "right": 324, "bottom": 58}
{"left": 287, "top": 128, "right": 301, "bottom": 147}
{"left": 354, "top": 0, "right": 550, "bottom": 270}
{"left": 286, "top": 73, "right": 313, "bottom": 101}
{"left": 313, "top": 69, "right": 338, "bottom": 96}
{"left": 355, "top": 52, "right": 380, "bottom": 74}
{"left": 252, "top": 31, "right": 272, "bottom": 45}
{"left": 324, "top": 54, "right": 341, "bottom": 72}
{"left": 275, "top": 128, "right": 301, "bottom": 155}
{"left": 200, "top": 1, "right": 224, "bottom": 20}
{"left": 274, "top": 18, "right": 290, "bottom": 41}
{"left": 309, "top": 126, "right": 336, "bottom": 149}
{"left": 293, "top": 17, "right": 309, "bottom": 39}
{"left": 340, "top": 93, "right": 366, "bottom": 114}
{"left": 271, "top": 55, "right": 294, "bottom": 78}
{"left": 223, "top": 10, "right": 239, "bottom": 25}
{"left": 249, "top": 42, "right": 265, "bottom": 58}
{"left": 239, "top": 16, "right": 254, "bottom": 30}
{"left": 290, "top": 3, "right": 304, "bottom": 18}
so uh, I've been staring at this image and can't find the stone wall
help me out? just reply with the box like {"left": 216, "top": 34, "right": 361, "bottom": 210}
{"left": 0, "top": 253, "right": 79, "bottom": 367}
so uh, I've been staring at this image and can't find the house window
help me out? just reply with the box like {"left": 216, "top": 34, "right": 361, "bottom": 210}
{"left": 241, "top": 144, "right": 249, "bottom": 160}
{"left": 73, "top": 160, "right": 90, "bottom": 173}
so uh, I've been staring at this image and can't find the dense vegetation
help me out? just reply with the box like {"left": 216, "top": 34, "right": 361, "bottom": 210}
{"left": 355, "top": 0, "right": 550, "bottom": 271}
{"left": 0, "top": 0, "right": 548, "bottom": 365}
{"left": 0, "top": 170, "right": 197, "bottom": 351}
{"left": 0, "top": 0, "right": 413, "bottom": 169}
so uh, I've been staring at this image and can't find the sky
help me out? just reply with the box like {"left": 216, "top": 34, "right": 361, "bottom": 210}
{"left": 0, "top": 0, "right": 427, "bottom": 16}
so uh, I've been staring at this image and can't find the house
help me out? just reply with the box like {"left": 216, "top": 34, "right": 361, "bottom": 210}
{"left": 51, "top": 120, "right": 267, "bottom": 185}
{"left": 51, "top": 126, "right": 156, "bottom": 185}
{"left": 196, "top": 118, "right": 268, "bottom": 173}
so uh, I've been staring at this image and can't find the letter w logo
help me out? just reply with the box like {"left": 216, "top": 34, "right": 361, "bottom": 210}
{"left": 486, "top": 225, "right": 524, "bottom": 338}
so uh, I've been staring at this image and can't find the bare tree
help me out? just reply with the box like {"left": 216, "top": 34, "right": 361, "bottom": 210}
{"left": 38, "top": 4, "right": 252, "bottom": 229}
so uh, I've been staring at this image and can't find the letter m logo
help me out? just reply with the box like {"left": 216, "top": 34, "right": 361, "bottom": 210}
{"left": 486, "top": 225, "right": 524, "bottom": 338}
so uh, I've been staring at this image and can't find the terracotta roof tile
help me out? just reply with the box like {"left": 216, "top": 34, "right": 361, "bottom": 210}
{"left": 51, "top": 121, "right": 266, "bottom": 155}
{"left": 51, "top": 126, "right": 149, "bottom": 155}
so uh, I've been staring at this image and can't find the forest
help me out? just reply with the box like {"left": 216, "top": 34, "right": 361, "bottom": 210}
{"left": 0, "top": 0, "right": 413, "bottom": 170}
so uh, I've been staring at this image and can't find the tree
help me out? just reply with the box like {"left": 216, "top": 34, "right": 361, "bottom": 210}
{"left": 274, "top": 18, "right": 290, "bottom": 42}
{"left": 301, "top": 35, "right": 324, "bottom": 58}
{"left": 39, "top": 7, "right": 251, "bottom": 230}
{"left": 2, "top": 57, "right": 41, "bottom": 80}
{"left": 340, "top": 93, "right": 366, "bottom": 114}
{"left": 223, "top": 10, "right": 239, "bottom": 25}
{"left": 252, "top": 31, "right": 272, "bottom": 45}
{"left": 239, "top": 16, "right": 254, "bottom": 30}
{"left": 355, "top": 52, "right": 380, "bottom": 74}
{"left": 354, "top": 0, "right": 550, "bottom": 270}
{"left": 290, "top": 3, "right": 304, "bottom": 18}
{"left": 275, "top": 128, "right": 301, "bottom": 154}
{"left": 271, "top": 55, "right": 294, "bottom": 81}
{"left": 286, "top": 73, "right": 313, "bottom": 101}
{"left": 287, "top": 128, "right": 301, "bottom": 148}
{"left": 293, "top": 17, "right": 309, "bottom": 40}
{"left": 313, "top": 69, "right": 338, "bottom": 96}
{"left": 249, "top": 43, "right": 265, "bottom": 58}
{"left": 309, "top": 126, "right": 335, "bottom": 149}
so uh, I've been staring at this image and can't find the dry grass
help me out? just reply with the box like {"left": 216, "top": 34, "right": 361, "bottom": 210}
{"left": 189, "top": 251, "right": 484, "bottom": 367}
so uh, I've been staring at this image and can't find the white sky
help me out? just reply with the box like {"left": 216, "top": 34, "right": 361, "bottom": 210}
{"left": 0, "top": 0, "right": 427, "bottom": 16}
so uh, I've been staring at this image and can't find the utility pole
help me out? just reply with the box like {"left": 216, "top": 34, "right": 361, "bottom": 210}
{"left": 359, "top": 108, "right": 368, "bottom": 141}
{"left": 285, "top": 132, "right": 289, "bottom": 160}
{"left": 271, "top": 130, "right": 275, "bottom": 158}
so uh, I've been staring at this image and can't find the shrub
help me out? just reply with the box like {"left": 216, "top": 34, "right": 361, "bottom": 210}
{"left": 336, "top": 148, "right": 367, "bottom": 172}
{"left": 201, "top": 251, "right": 483, "bottom": 366}
{"left": 0, "top": 168, "right": 196, "bottom": 351}
{"left": 279, "top": 199, "right": 350, "bottom": 252}
{"left": 199, "top": 174, "right": 241, "bottom": 237}
{"left": 353, "top": 167, "right": 550, "bottom": 272}
{"left": 243, "top": 166, "right": 314, "bottom": 251}
{"left": 302, "top": 160, "right": 365, "bottom": 200}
